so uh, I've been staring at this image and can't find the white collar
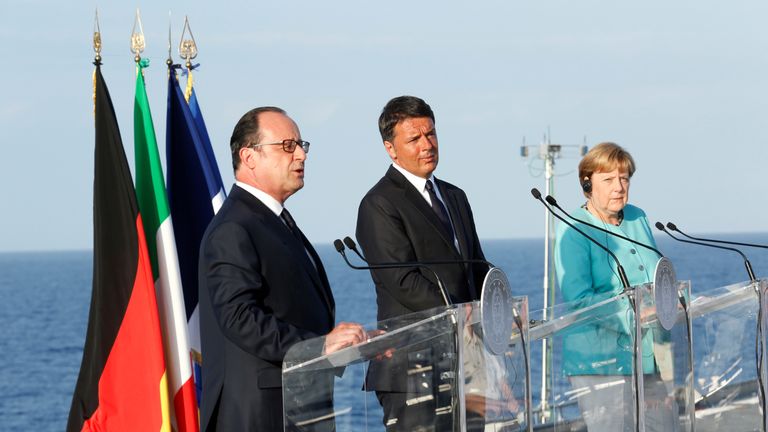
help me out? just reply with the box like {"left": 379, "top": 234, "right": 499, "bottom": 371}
{"left": 235, "top": 181, "right": 284, "bottom": 217}
{"left": 391, "top": 163, "right": 438, "bottom": 194}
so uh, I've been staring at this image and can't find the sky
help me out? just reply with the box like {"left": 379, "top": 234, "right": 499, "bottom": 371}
{"left": 1, "top": 1, "right": 767, "bottom": 252}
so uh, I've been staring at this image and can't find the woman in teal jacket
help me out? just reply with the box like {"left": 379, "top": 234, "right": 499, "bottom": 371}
{"left": 554, "top": 142, "right": 678, "bottom": 432}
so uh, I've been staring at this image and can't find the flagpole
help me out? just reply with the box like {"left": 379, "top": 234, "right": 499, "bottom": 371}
{"left": 69, "top": 10, "right": 171, "bottom": 430}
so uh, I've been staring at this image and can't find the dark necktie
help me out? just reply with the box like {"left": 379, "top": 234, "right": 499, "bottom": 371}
{"left": 280, "top": 208, "right": 304, "bottom": 243}
{"left": 281, "top": 208, "right": 319, "bottom": 269}
{"left": 425, "top": 180, "right": 454, "bottom": 239}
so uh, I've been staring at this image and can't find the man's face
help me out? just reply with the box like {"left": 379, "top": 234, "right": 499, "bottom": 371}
{"left": 241, "top": 111, "right": 306, "bottom": 203}
{"left": 384, "top": 116, "right": 438, "bottom": 179}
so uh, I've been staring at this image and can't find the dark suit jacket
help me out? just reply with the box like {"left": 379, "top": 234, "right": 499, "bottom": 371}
{"left": 356, "top": 166, "right": 489, "bottom": 391}
{"left": 198, "top": 185, "right": 335, "bottom": 431}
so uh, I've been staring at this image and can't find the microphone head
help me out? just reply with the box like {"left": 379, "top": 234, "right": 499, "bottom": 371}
{"left": 343, "top": 236, "right": 357, "bottom": 250}
{"left": 333, "top": 239, "right": 344, "bottom": 252}
{"left": 654, "top": 222, "right": 666, "bottom": 231}
{"left": 545, "top": 195, "right": 557, "bottom": 206}
{"left": 530, "top": 188, "right": 542, "bottom": 199}
{"left": 666, "top": 222, "right": 678, "bottom": 231}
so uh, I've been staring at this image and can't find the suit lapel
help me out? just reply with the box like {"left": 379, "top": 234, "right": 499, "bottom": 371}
{"left": 296, "top": 229, "right": 335, "bottom": 317}
{"left": 386, "top": 167, "right": 458, "bottom": 255}
{"left": 440, "top": 183, "right": 470, "bottom": 259}
{"left": 440, "top": 183, "right": 480, "bottom": 299}
{"left": 231, "top": 186, "right": 334, "bottom": 317}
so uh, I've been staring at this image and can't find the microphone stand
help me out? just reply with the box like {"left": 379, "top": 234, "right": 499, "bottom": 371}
{"left": 654, "top": 222, "right": 757, "bottom": 283}
{"left": 666, "top": 222, "right": 768, "bottom": 250}
{"left": 546, "top": 196, "right": 698, "bottom": 426}
{"left": 334, "top": 239, "right": 453, "bottom": 307}
{"left": 655, "top": 221, "right": 765, "bottom": 429}
{"left": 531, "top": 189, "right": 631, "bottom": 289}
{"left": 531, "top": 188, "right": 642, "bottom": 432}
{"left": 545, "top": 195, "right": 664, "bottom": 258}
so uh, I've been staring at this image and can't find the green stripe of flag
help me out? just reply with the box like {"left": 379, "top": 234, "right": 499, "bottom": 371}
{"left": 134, "top": 60, "right": 170, "bottom": 276}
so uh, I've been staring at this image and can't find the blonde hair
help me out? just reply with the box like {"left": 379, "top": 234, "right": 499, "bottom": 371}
{"left": 578, "top": 142, "right": 636, "bottom": 191}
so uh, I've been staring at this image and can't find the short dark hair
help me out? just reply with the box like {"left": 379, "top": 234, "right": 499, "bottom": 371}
{"left": 229, "top": 106, "right": 287, "bottom": 171}
{"left": 378, "top": 96, "right": 435, "bottom": 142}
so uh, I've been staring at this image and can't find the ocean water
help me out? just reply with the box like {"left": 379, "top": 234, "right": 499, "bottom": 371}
{"left": 2, "top": 234, "right": 768, "bottom": 430}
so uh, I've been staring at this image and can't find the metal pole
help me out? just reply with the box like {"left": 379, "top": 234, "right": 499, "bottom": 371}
{"left": 539, "top": 144, "right": 555, "bottom": 423}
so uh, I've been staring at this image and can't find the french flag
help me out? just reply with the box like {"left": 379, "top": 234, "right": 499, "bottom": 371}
{"left": 166, "top": 64, "right": 226, "bottom": 407}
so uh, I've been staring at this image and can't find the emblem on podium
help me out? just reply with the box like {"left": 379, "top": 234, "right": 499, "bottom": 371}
{"left": 480, "top": 267, "right": 515, "bottom": 355}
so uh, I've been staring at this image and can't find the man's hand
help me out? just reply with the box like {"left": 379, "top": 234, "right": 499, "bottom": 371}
{"left": 323, "top": 322, "right": 367, "bottom": 355}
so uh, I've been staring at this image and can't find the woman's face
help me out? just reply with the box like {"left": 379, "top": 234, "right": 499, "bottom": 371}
{"left": 588, "top": 167, "right": 630, "bottom": 221}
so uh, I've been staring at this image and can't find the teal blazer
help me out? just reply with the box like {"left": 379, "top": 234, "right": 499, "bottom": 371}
{"left": 554, "top": 204, "right": 660, "bottom": 376}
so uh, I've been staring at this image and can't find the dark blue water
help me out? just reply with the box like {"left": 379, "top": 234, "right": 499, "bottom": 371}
{"left": 2, "top": 234, "right": 768, "bottom": 429}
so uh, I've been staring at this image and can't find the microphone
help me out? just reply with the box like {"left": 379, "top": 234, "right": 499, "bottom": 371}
{"left": 343, "top": 236, "right": 368, "bottom": 263}
{"left": 333, "top": 239, "right": 453, "bottom": 307}
{"left": 530, "top": 188, "right": 631, "bottom": 289}
{"left": 654, "top": 222, "right": 757, "bottom": 282}
{"left": 666, "top": 222, "right": 768, "bottom": 250}
{"left": 343, "top": 236, "right": 495, "bottom": 268}
{"left": 660, "top": 222, "right": 766, "bottom": 427}
{"left": 544, "top": 195, "right": 664, "bottom": 258}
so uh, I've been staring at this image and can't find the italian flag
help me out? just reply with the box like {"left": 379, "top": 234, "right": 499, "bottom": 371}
{"left": 67, "top": 62, "right": 171, "bottom": 431}
{"left": 133, "top": 59, "right": 199, "bottom": 432}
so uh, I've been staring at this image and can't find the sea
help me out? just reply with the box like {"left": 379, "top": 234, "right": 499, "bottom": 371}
{"left": 2, "top": 233, "right": 768, "bottom": 430}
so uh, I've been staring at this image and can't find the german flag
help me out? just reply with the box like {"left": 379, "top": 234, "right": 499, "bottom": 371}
{"left": 67, "top": 61, "right": 171, "bottom": 431}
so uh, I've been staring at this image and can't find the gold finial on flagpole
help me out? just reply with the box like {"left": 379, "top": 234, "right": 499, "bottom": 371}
{"left": 179, "top": 16, "right": 198, "bottom": 70}
{"left": 93, "top": 9, "right": 102, "bottom": 64}
{"left": 130, "top": 8, "right": 145, "bottom": 64}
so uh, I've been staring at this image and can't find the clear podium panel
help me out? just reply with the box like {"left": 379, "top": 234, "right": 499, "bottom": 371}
{"left": 463, "top": 297, "right": 531, "bottom": 431}
{"left": 529, "top": 290, "right": 640, "bottom": 431}
{"left": 283, "top": 299, "right": 531, "bottom": 431}
{"left": 688, "top": 279, "right": 767, "bottom": 432}
{"left": 636, "top": 281, "right": 694, "bottom": 432}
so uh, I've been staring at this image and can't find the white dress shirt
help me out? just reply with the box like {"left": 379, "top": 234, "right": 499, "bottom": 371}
{"left": 391, "top": 163, "right": 458, "bottom": 249}
{"left": 235, "top": 181, "right": 317, "bottom": 268}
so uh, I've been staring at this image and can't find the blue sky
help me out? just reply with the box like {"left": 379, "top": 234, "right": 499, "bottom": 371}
{"left": 1, "top": 1, "right": 766, "bottom": 252}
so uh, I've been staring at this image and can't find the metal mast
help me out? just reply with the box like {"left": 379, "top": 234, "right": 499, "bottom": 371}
{"left": 521, "top": 133, "right": 586, "bottom": 425}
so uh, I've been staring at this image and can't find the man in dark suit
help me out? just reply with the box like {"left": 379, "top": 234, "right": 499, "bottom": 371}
{"left": 199, "top": 106, "right": 366, "bottom": 431}
{"left": 356, "top": 96, "right": 490, "bottom": 430}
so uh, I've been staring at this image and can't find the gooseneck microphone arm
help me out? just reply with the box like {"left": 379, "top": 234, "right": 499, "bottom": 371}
{"left": 658, "top": 222, "right": 765, "bottom": 428}
{"left": 654, "top": 222, "right": 757, "bottom": 282}
{"left": 531, "top": 189, "right": 631, "bottom": 290}
{"left": 333, "top": 239, "right": 453, "bottom": 307}
{"left": 544, "top": 195, "right": 664, "bottom": 258}
{"left": 666, "top": 222, "right": 768, "bottom": 250}
{"left": 533, "top": 188, "right": 640, "bottom": 432}
{"left": 343, "top": 236, "right": 495, "bottom": 268}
